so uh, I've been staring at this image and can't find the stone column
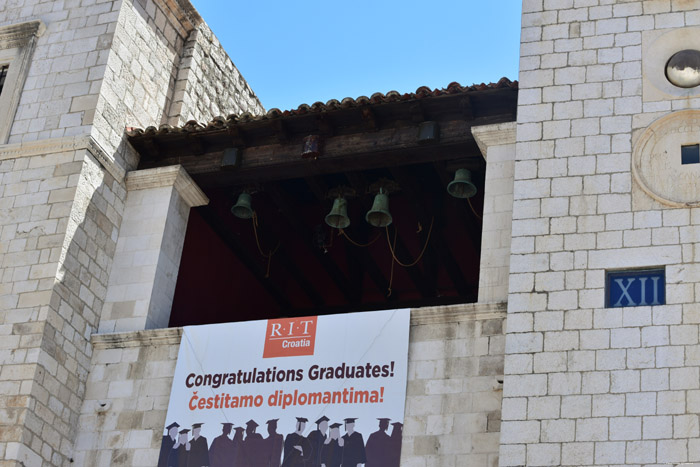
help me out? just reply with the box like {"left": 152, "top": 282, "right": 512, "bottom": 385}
{"left": 472, "top": 122, "right": 516, "bottom": 304}
{"left": 100, "top": 165, "right": 208, "bottom": 332}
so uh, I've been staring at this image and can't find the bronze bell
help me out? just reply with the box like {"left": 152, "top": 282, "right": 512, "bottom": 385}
{"left": 325, "top": 197, "right": 350, "bottom": 229}
{"left": 447, "top": 168, "right": 477, "bottom": 199}
{"left": 365, "top": 189, "right": 392, "bottom": 227}
{"left": 231, "top": 192, "right": 254, "bottom": 219}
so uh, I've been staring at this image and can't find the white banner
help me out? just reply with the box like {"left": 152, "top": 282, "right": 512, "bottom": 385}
{"left": 158, "top": 309, "right": 410, "bottom": 467}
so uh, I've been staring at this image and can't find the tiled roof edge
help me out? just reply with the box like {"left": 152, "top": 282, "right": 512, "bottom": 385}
{"left": 126, "top": 78, "right": 518, "bottom": 137}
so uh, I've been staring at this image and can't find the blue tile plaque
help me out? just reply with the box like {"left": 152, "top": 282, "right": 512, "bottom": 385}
{"left": 606, "top": 268, "right": 665, "bottom": 308}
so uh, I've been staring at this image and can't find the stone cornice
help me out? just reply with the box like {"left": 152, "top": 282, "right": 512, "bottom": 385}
{"left": 92, "top": 327, "right": 183, "bottom": 349}
{"left": 160, "top": 0, "right": 202, "bottom": 33}
{"left": 0, "top": 135, "right": 126, "bottom": 181}
{"left": 471, "top": 122, "right": 517, "bottom": 160}
{"left": 410, "top": 301, "right": 507, "bottom": 325}
{"left": 0, "top": 20, "right": 45, "bottom": 50}
{"left": 91, "top": 302, "right": 506, "bottom": 349}
{"left": 125, "top": 165, "right": 209, "bottom": 207}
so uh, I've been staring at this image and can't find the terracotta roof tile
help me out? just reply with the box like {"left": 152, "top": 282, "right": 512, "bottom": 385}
{"left": 126, "top": 78, "right": 517, "bottom": 137}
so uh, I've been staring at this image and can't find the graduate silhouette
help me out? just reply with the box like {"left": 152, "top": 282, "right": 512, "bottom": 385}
{"left": 388, "top": 422, "right": 403, "bottom": 467}
{"left": 264, "top": 418, "right": 284, "bottom": 467}
{"left": 187, "top": 423, "right": 209, "bottom": 467}
{"left": 158, "top": 422, "right": 179, "bottom": 467}
{"left": 365, "top": 418, "right": 391, "bottom": 466}
{"left": 306, "top": 415, "right": 329, "bottom": 467}
{"left": 320, "top": 422, "right": 344, "bottom": 467}
{"left": 282, "top": 417, "right": 311, "bottom": 466}
{"left": 341, "top": 418, "right": 366, "bottom": 467}
{"left": 243, "top": 419, "right": 267, "bottom": 466}
{"left": 209, "top": 422, "right": 235, "bottom": 467}
{"left": 168, "top": 428, "right": 190, "bottom": 467}
{"left": 231, "top": 426, "right": 245, "bottom": 466}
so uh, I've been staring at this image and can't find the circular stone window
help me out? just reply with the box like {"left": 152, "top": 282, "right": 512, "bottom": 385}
{"left": 633, "top": 110, "right": 700, "bottom": 207}
{"left": 666, "top": 49, "right": 700, "bottom": 88}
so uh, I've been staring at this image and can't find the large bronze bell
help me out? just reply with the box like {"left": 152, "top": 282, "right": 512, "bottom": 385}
{"left": 325, "top": 197, "right": 350, "bottom": 229}
{"left": 447, "top": 168, "right": 477, "bottom": 199}
{"left": 231, "top": 192, "right": 254, "bottom": 219}
{"left": 365, "top": 190, "right": 392, "bottom": 227}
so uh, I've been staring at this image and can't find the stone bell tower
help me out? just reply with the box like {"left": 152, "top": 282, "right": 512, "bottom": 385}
{"left": 501, "top": 1, "right": 700, "bottom": 465}
{"left": 0, "top": 1, "right": 261, "bottom": 465}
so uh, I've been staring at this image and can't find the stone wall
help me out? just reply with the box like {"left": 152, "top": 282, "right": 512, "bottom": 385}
{"left": 167, "top": 23, "right": 264, "bottom": 126}
{"left": 501, "top": 0, "right": 700, "bottom": 465}
{"left": 1, "top": 0, "right": 120, "bottom": 144}
{"left": 74, "top": 303, "right": 506, "bottom": 466}
{"left": 0, "top": 140, "right": 126, "bottom": 466}
{"left": 0, "top": 1, "right": 263, "bottom": 464}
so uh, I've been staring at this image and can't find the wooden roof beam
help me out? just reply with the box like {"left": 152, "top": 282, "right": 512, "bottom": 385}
{"left": 144, "top": 118, "right": 491, "bottom": 186}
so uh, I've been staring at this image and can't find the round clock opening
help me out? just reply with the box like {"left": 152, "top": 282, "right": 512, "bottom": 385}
{"left": 666, "top": 49, "right": 700, "bottom": 88}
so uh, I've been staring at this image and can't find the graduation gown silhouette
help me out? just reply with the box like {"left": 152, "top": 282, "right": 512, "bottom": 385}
{"left": 168, "top": 444, "right": 188, "bottom": 467}
{"left": 231, "top": 431, "right": 245, "bottom": 466}
{"left": 158, "top": 435, "right": 177, "bottom": 467}
{"left": 306, "top": 430, "right": 326, "bottom": 467}
{"left": 243, "top": 432, "right": 268, "bottom": 466}
{"left": 341, "top": 432, "right": 366, "bottom": 466}
{"left": 187, "top": 436, "right": 209, "bottom": 467}
{"left": 364, "top": 430, "right": 391, "bottom": 467}
{"left": 265, "top": 433, "right": 284, "bottom": 467}
{"left": 387, "top": 426, "right": 402, "bottom": 467}
{"left": 321, "top": 440, "right": 343, "bottom": 467}
{"left": 282, "top": 432, "right": 311, "bottom": 466}
{"left": 209, "top": 434, "right": 235, "bottom": 467}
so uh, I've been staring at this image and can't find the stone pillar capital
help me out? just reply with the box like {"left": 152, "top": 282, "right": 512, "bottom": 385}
{"left": 471, "top": 122, "right": 517, "bottom": 160}
{"left": 125, "top": 165, "right": 208, "bottom": 207}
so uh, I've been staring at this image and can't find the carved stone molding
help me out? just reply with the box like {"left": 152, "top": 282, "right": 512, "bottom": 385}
{"left": 0, "top": 134, "right": 126, "bottom": 181}
{"left": 92, "top": 302, "right": 506, "bottom": 349}
{"left": 0, "top": 20, "right": 46, "bottom": 143}
{"left": 471, "top": 122, "right": 517, "bottom": 160}
{"left": 125, "top": 164, "right": 209, "bottom": 207}
{"left": 0, "top": 20, "right": 45, "bottom": 50}
{"left": 92, "top": 327, "right": 183, "bottom": 349}
{"left": 632, "top": 109, "right": 700, "bottom": 207}
{"left": 410, "top": 302, "right": 507, "bottom": 325}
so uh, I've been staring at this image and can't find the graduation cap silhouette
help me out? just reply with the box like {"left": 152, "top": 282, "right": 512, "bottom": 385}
{"left": 329, "top": 423, "right": 342, "bottom": 429}
{"left": 246, "top": 420, "right": 259, "bottom": 428}
{"left": 221, "top": 422, "right": 234, "bottom": 428}
{"left": 377, "top": 418, "right": 391, "bottom": 422}
{"left": 234, "top": 427, "right": 245, "bottom": 432}
{"left": 266, "top": 419, "right": 279, "bottom": 424}
{"left": 179, "top": 428, "right": 190, "bottom": 434}
{"left": 315, "top": 416, "right": 330, "bottom": 425}
{"left": 166, "top": 422, "right": 180, "bottom": 430}
{"left": 344, "top": 418, "right": 357, "bottom": 423}
{"left": 192, "top": 423, "right": 204, "bottom": 428}
{"left": 296, "top": 417, "right": 309, "bottom": 422}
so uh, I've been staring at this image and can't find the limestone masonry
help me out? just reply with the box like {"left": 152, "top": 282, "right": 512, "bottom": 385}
{"left": 1, "top": 0, "right": 700, "bottom": 466}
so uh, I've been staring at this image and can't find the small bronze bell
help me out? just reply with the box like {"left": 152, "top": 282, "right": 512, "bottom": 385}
{"left": 447, "top": 168, "right": 477, "bottom": 199}
{"left": 231, "top": 192, "right": 254, "bottom": 219}
{"left": 325, "top": 197, "right": 350, "bottom": 229}
{"left": 365, "top": 189, "right": 392, "bottom": 227}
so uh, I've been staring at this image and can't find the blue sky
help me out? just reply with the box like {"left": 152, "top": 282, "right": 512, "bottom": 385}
{"left": 190, "top": 1, "right": 522, "bottom": 112}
